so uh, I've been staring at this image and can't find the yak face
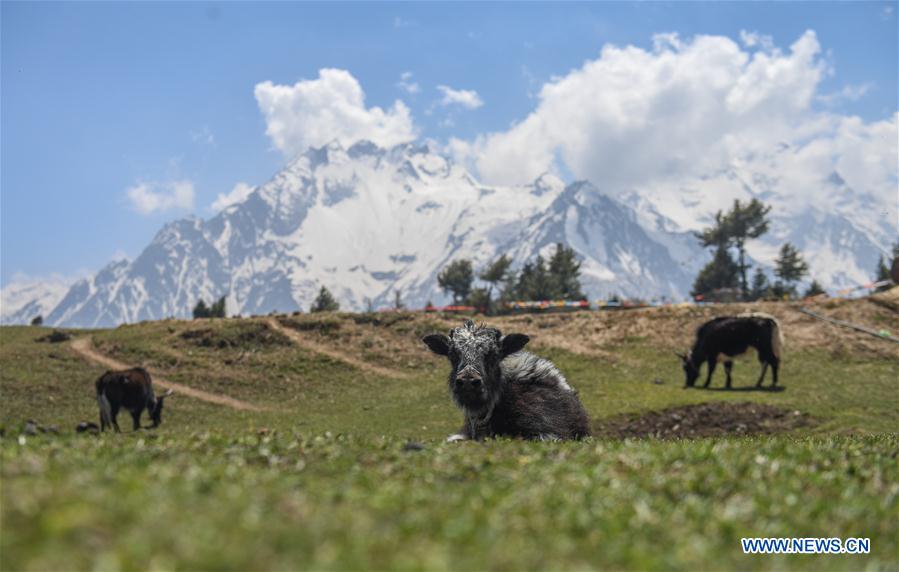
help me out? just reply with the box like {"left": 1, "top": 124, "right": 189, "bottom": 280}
{"left": 148, "top": 389, "right": 174, "bottom": 427}
{"left": 677, "top": 352, "right": 700, "bottom": 387}
{"left": 423, "top": 320, "right": 529, "bottom": 412}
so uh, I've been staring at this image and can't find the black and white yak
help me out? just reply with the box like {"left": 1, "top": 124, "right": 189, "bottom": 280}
{"left": 95, "top": 368, "right": 174, "bottom": 432}
{"left": 676, "top": 312, "right": 784, "bottom": 389}
{"left": 422, "top": 320, "right": 591, "bottom": 442}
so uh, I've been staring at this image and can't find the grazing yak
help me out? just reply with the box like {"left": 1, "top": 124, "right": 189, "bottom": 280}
{"left": 95, "top": 368, "right": 173, "bottom": 432}
{"left": 422, "top": 320, "right": 590, "bottom": 442}
{"left": 677, "top": 312, "right": 784, "bottom": 389}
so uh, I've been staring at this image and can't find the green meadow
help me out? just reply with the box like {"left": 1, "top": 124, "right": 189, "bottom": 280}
{"left": 2, "top": 298, "right": 897, "bottom": 570}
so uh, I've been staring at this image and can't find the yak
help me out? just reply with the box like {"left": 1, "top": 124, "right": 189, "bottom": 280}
{"left": 422, "top": 320, "right": 590, "bottom": 442}
{"left": 95, "top": 367, "right": 173, "bottom": 432}
{"left": 677, "top": 312, "right": 784, "bottom": 389}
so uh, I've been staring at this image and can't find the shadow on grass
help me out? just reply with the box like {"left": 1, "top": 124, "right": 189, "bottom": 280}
{"left": 692, "top": 385, "right": 786, "bottom": 393}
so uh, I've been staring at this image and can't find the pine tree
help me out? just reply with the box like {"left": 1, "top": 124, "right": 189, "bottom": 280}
{"left": 210, "top": 296, "right": 227, "bottom": 318}
{"left": 513, "top": 255, "right": 557, "bottom": 301}
{"left": 691, "top": 246, "right": 740, "bottom": 299}
{"left": 874, "top": 255, "right": 892, "bottom": 292}
{"left": 467, "top": 287, "right": 491, "bottom": 313}
{"left": 723, "top": 199, "right": 771, "bottom": 297}
{"left": 310, "top": 286, "right": 340, "bottom": 312}
{"left": 774, "top": 243, "right": 809, "bottom": 299}
{"left": 479, "top": 254, "right": 513, "bottom": 312}
{"left": 696, "top": 211, "right": 732, "bottom": 249}
{"left": 437, "top": 259, "right": 474, "bottom": 304}
{"left": 548, "top": 243, "right": 585, "bottom": 300}
{"left": 804, "top": 280, "right": 826, "bottom": 298}
{"left": 393, "top": 289, "right": 405, "bottom": 310}
{"left": 749, "top": 268, "right": 770, "bottom": 301}
{"left": 512, "top": 261, "right": 536, "bottom": 301}
{"left": 480, "top": 254, "right": 513, "bottom": 293}
{"left": 694, "top": 199, "right": 771, "bottom": 299}
{"left": 193, "top": 299, "right": 210, "bottom": 319}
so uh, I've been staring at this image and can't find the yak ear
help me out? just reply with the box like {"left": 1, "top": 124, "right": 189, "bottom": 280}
{"left": 501, "top": 333, "right": 530, "bottom": 357}
{"left": 422, "top": 333, "right": 451, "bottom": 356}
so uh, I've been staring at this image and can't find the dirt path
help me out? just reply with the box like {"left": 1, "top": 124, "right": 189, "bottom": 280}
{"left": 70, "top": 337, "right": 267, "bottom": 412}
{"left": 266, "top": 318, "right": 411, "bottom": 379}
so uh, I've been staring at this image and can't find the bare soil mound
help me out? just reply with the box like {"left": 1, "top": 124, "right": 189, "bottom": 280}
{"left": 595, "top": 401, "right": 815, "bottom": 439}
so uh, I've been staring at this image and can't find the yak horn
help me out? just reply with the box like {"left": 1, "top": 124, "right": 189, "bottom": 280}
{"left": 161, "top": 388, "right": 175, "bottom": 398}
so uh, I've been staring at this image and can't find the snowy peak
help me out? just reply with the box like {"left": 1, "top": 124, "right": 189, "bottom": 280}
{"left": 502, "top": 181, "right": 694, "bottom": 299}
{"left": 0, "top": 277, "right": 72, "bottom": 325}
{"left": 10, "top": 135, "right": 887, "bottom": 327}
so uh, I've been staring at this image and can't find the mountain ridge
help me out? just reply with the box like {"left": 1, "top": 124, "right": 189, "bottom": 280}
{"left": 3, "top": 138, "right": 891, "bottom": 327}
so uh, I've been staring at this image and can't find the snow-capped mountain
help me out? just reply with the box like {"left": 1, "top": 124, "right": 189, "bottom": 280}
{"left": 621, "top": 144, "right": 897, "bottom": 291}
{"left": 0, "top": 277, "right": 72, "bottom": 325}
{"left": 8, "top": 140, "right": 703, "bottom": 327}
{"left": 7, "top": 138, "right": 891, "bottom": 328}
{"left": 503, "top": 181, "right": 695, "bottom": 299}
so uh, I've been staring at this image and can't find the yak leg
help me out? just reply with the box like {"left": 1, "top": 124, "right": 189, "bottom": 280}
{"left": 110, "top": 404, "right": 122, "bottom": 433}
{"left": 756, "top": 362, "right": 769, "bottom": 387}
{"left": 703, "top": 360, "right": 717, "bottom": 388}
{"left": 724, "top": 361, "right": 734, "bottom": 389}
{"left": 131, "top": 409, "right": 143, "bottom": 431}
{"left": 446, "top": 422, "right": 471, "bottom": 443}
{"left": 771, "top": 359, "right": 779, "bottom": 387}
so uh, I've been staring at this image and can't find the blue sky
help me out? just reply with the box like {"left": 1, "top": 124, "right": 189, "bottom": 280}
{"left": 2, "top": 1, "right": 897, "bottom": 287}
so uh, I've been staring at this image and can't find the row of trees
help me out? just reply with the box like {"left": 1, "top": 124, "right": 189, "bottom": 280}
{"left": 192, "top": 296, "right": 227, "bottom": 319}
{"left": 692, "top": 199, "right": 819, "bottom": 300}
{"left": 187, "top": 228, "right": 899, "bottom": 318}
{"left": 191, "top": 287, "right": 342, "bottom": 316}
{"left": 692, "top": 198, "right": 897, "bottom": 301}
{"left": 436, "top": 243, "right": 585, "bottom": 314}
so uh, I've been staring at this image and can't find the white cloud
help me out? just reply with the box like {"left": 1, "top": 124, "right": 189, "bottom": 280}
{"left": 738, "top": 30, "right": 775, "bottom": 51}
{"left": 397, "top": 71, "right": 420, "bottom": 94}
{"left": 450, "top": 30, "right": 896, "bottom": 233}
{"left": 437, "top": 85, "right": 484, "bottom": 109}
{"left": 189, "top": 126, "right": 215, "bottom": 145}
{"left": 211, "top": 182, "right": 255, "bottom": 212}
{"left": 255, "top": 68, "right": 417, "bottom": 157}
{"left": 126, "top": 180, "right": 195, "bottom": 215}
{"left": 467, "top": 31, "right": 837, "bottom": 188}
{"left": 816, "top": 82, "right": 873, "bottom": 106}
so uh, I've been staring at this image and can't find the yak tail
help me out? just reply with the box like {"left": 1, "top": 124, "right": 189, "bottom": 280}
{"left": 97, "top": 391, "right": 112, "bottom": 430}
{"left": 770, "top": 318, "right": 784, "bottom": 359}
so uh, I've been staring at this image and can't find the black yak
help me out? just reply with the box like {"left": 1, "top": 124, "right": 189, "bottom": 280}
{"left": 422, "top": 320, "right": 590, "bottom": 442}
{"left": 677, "top": 312, "right": 784, "bottom": 389}
{"left": 95, "top": 368, "right": 173, "bottom": 432}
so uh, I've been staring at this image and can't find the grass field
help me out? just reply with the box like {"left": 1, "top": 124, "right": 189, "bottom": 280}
{"left": 2, "top": 295, "right": 898, "bottom": 570}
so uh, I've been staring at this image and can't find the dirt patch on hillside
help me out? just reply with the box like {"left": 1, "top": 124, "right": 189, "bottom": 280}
{"left": 269, "top": 318, "right": 412, "bottom": 379}
{"left": 35, "top": 330, "right": 72, "bottom": 343}
{"left": 594, "top": 402, "right": 815, "bottom": 439}
{"left": 179, "top": 322, "right": 291, "bottom": 349}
